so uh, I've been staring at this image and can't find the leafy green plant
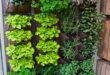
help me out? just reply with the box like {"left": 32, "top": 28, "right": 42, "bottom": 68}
{"left": 79, "top": 70, "right": 95, "bottom": 75}
{"left": 9, "top": 58, "right": 34, "bottom": 71}
{"left": 59, "top": 61, "right": 79, "bottom": 75}
{"left": 79, "top": 59, "right": 95, "bottom": 75}
{"left": 60, "top": 5, "right": 80, "bottom": 34}
{"left": 38, "top": 66, "right": 58, "bottom": 75}
{"left": 80, "top": 59, "right": 94, "bottom": 73}
{"left": 8, "top": 68, "right": 36, "bottom": 75}
{"left": 38, "top": 0, "right": 70, "bottom": 12}
{"left": 79, "top": 6, "right": 104, "bottom": 56}
{"left": 36, "top": 53, "right": 59, "bottom": 66}
{"left": 6, "top": 15, "right": 32, "bottom": 29}
{"left": 6, "top": 43, "right": 34, "bottom": 59}
{"left": 5, "top": 29, "right": 32, "bottom": 43}
{"left": 10, "top": 0, "right": 29, "bottom": 6}
{"left": 31, "top": 1, "right": 39, "bottom": 8}
{"left": 36, "top": 40, "right": 60, "bottom": 53}
{"left": 34, "top": 13, "right": 59, "bottom": 27}
{"left": 61, "top": 40, "right": 80, "bottom": 60}
{"left": 36, "top": 26, "right": 60, "bottom": 40}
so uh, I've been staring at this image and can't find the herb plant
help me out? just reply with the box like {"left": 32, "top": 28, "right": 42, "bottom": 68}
{"left": 38, "top": 66, "right": 58, "bottom": 75}
{"left": 6, "top": 15, "right": 32, "bottom": 29}
{"left": 59, "top": 61, "right": 79, "bottom": 75}
{"left": 60, "top": 5, "right": 80, "bottom": 34}
{"left": 6, "top": 43, "right": 34, "bottom": 59}
{"left": 36, "top": 40, "right": 60, "bottom": 53}
{"left": 34, "top": 13, "right": 59, "bottom": 27}
{"left": 36, "top": 53, "right": 59, "bottom": 66}
{"left": 6, "top": 29, "right": 32, "bottom": 43}
{"left": 36, "top": 26, "right": 60, "bottom": 40}
{"left": 80, "top": 59, "right": 94, "bottom": 73}
{"left": 62, "top": 40, "right": 80, "bottom": 60}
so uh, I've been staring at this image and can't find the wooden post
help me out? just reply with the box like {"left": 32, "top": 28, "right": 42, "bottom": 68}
{"left": 98, "top": 20, "right": 110, "bottom": 61}
{"left": 97, "top": 59, "right": 110, "bottom": 75}
{"left": 101, "top": 0, "right": 110, "bottom": 15}
{"left": 0, "top": 0, "right": 8, "bottom": 75}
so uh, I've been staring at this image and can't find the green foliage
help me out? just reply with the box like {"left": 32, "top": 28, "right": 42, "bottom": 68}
{"left": 79, "top": 59, "right": 95, "bottom": 75}
{"left": 6, "top": 15, "right": 32, "bottom": 29}
{"left": 10, "top": 0, "right": 29, "bottom": 6}
{"left": 36, "top": 40, "right": 60, "bottom": 53}
{"left": 80, "top": 59, "right": 94, "bottom": 73}
{"left": 34, "top": 13, "right": 59, "bottom": 27}
{"left": 79, "top": 70, "right": 95, "bottom": 75}
{"left": 60, "top": 5, "right": 80, "bottom": 34}
{"left": 38, "top": 66, "right": 58, "bottom": 75}
{"left": 5, "top": 29, "right": 32, "bottom": 43}
{"left": 6, "top": 43, "right": 34, "bottom": 59}
{"left": 9, "top": 58, "right": 34, "bottom": 71}
{"left": 31, "top": 1, "right": 39, "bottom": 8}
{"left": 62, "top": 40, "right": 80, "bottom": 60}
{"left": 36, "top": 26, "right": 60, "bottom": 40}
{"left": 8, "top": 69, "right": 36, "bottom": 75}
{"left": 38, "top": 0, "right": 70, "bottom": 12}
{"left": 80, "top": 6, "right": 104, "bottom": 55}
{"left": 36, "top": 53, "right": 59, "bottom": 66}
{"left": 59, "top": 61, "right": 79, "bottom": 75}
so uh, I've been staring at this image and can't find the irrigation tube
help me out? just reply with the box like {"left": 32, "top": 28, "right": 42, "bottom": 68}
{"left": 0, "top": 0, "right": 7, "bottom": 75}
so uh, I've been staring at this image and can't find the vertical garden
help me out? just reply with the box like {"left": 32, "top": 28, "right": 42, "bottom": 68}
{"left": 5, "top": 0, "right": 104, "bottom": 75}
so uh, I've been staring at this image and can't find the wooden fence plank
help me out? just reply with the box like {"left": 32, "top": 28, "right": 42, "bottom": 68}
{"left": 101, "top": 0, "right": 110, "bottom": 15}
{"left": 97, "top": 59, "right": 110, "bottom": 75}
{"left": 98, "top": 20, "right": 110, "bottom": 61}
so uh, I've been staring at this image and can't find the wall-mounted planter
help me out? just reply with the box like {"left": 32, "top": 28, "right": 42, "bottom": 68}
{"left": 101, "top": 0, "right": 110, "bottom": 15}
{"left": 6, "top": 2, "right": 31, "bottom": 14}
{"left": 98, "top": 20, "right": 110, "bottom": 61}
{"left": 97, "top": 59, "right": 110, "bottom": 75}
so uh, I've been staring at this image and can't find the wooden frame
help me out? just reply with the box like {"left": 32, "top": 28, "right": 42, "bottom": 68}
{"left": 0, "top": 0, "right": 8, "bottom": 75}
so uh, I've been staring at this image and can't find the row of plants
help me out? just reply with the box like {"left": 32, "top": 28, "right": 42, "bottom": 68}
{"left": 5, "top": 0, "right": 104, "bottom": 75}
{"left": 5, "top": 15, "right": 35, "bottom": 73}
{"left": 34, "top": 13, "right": 60, "bottom": 66}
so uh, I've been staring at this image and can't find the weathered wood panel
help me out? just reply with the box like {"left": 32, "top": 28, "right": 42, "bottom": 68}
{"left": 98, "top": 20, "right": 110, "bottom": 61}
{"left": 101, "top": 0, "right": 110, "bottom": 15}
{"left": 97, "top": 59, "right": 110, "bottom": 75}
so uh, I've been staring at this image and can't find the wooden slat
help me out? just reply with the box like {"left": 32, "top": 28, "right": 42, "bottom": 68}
{"left": 98, "top": 20, "right": 110, "bottom": 61}
{"left": 100, "top": 0, "right": 110, "bottom": 15}
{"left": 97, "top": 59, "right": 110, "bottom": 75}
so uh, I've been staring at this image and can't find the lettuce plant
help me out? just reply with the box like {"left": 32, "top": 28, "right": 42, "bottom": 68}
{"left": 6, "top": 29, "right": 32, "bottom": 43}
{"left": 36, "top": 53, "right": 59, "bottom": 66}
{"left": 36, "top": 26, "right": 60, "bottom": 40}
{"left": 34, "top": 13, "right": 59, "bottom": 27}
{"left": 6, "top": 15, "right": 32, "bottom": 29}
{"left": 36, "top": 40, "right": 60, "bottom": 53}
{"left": 8, "top": 68, "right": 36, "bottom": 75}
{"left": 38, "top": 0, "right": 70, "bottom": 12}
{"left": 9, "top": 58, "right": 34, "bottom": 71}
{"left": 6, "top": 43, "right": 34, "bottom": 59}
